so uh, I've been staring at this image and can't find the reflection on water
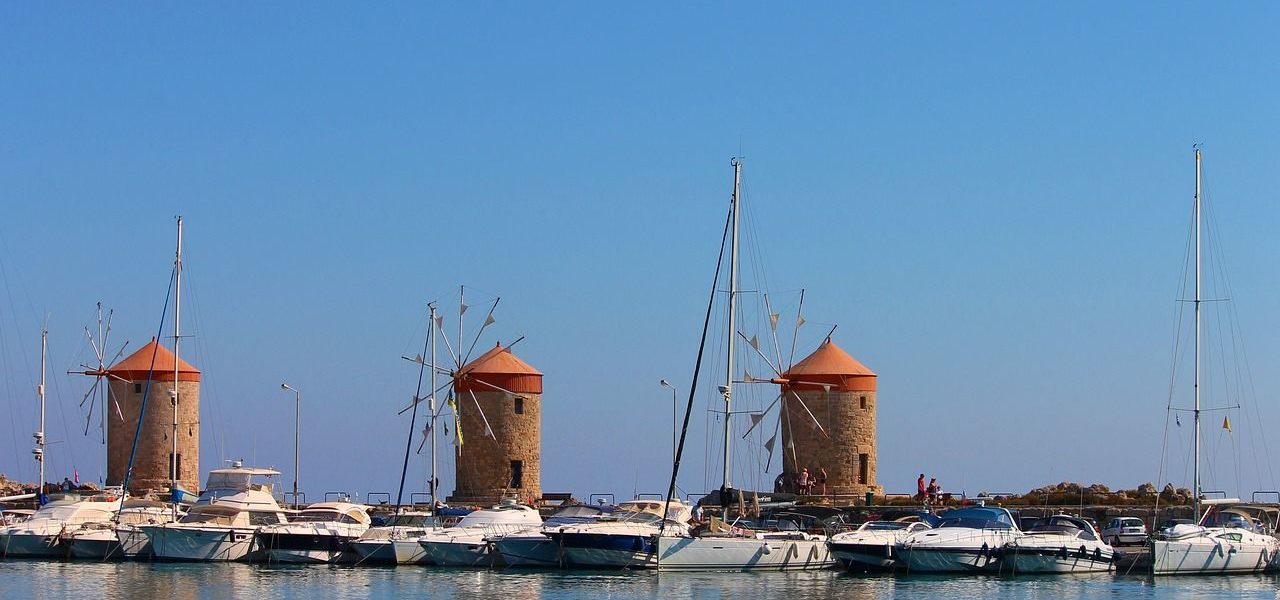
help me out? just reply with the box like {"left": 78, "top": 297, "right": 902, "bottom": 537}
{"left": 3, "top": 561, "right": 1280, "bottom": 599}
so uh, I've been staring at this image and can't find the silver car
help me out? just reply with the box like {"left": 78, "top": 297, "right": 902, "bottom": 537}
{"left": 1100, "top": 516, "right": 1148, "bottom": 545}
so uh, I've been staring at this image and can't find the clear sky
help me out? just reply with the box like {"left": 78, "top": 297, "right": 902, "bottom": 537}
{"left": 2, "top": 3, "right": 1279, "bottom": 503}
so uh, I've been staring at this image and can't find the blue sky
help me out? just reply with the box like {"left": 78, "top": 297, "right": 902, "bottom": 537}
{"left": 2, "top": 3, "right": 1279, "bottom": 502}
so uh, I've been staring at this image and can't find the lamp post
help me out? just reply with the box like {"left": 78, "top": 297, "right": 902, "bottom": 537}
{"left": 660, "top": 379, "right": 677, "bottom": 465}
{"left": 280, "top": 383, "right": 301, "bottom": 508}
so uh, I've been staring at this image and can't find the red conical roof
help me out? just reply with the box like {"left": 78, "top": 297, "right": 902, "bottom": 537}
{"left": 455, "top": 342, "right": 542, "bottom": 394}
{"left": 781, "top": 338, "right": 875, "bottom": 392}
{"left": 107, "top": 338, "right": 201, "bottom": 382}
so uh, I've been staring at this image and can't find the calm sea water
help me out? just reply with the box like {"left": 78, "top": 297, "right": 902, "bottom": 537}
{"left": 2, "top": 561, "right": 1279, "bottom": 599}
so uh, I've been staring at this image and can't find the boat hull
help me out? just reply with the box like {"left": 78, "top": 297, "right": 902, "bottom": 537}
{"left": 0, "top": 532, "right": 66, "bottom": 558}
{"left": 67, "top": 528, "right": 153, "bottom": 560}
{"left": 829, "top": 541, "right": 897, "bottom": 571}
{"left": 258, "top": 532, "right": 357, "bottom": 564}
{"left": 493, "top": 535, "right": 562, "bottom": 568}
{"left": 899, "top": 546, "right": 1003, "bottom": 573}
{"left": 1151, "top": 539, "right": 1276, "bottom": 575}
{"left": 554, "top": 532, "right": 657, "bottom": 568}
{"left": 1006, "top": 547, "right": 1114, "bottom": 573}
{"left": 653, "top": 536, "right": 834, "bottom": 571}
{"left": 419, "top": 539, "right": 499, "bottom": 567}
{"left": 144, "top": 525, "right": 259, "bottom": 562}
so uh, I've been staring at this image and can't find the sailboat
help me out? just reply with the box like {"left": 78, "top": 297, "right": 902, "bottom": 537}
{"left": 652, "top": 159, "right": 834, "bottom": 571}
{"left": 1147, "top": 147, "right": 1280, "bottom": 575}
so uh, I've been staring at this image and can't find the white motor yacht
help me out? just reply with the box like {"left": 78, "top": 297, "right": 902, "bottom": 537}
{"left": 1150, "top": 500, "right": 1280, "bottom": 575}
{"left": 652, "top": 519, "right": 834, "bottom": 571}
{"left": 348, "top": 511, "right": 441, "bottom": 565}
{"left": 828, "top": 517, "right": 934, "bottom": 571}
{"left": 0, "top": 495, "right": 119, "bottom": 558}
{"left": 491, "top": 503, "right": 610, "bottom": 568}
{"left": 1004, "top": 514, "right": 1114, "bottom": 573}
{"left": 141, "top": 463, "right": 292, "bottom": 562}
{"left": 898, "top": 506, "right": 1023, "bottom": 573}
{"left": 418, "top": 501, "right": 542, "bottom": 567}
{"left": 67, "top": 500, "right": 179, "bottom": 560}
{"left": 256, "top": 501, "right": 371, "bottom": 563}
{"left": 545, "top": 499, "right": 692, "bottom": 569}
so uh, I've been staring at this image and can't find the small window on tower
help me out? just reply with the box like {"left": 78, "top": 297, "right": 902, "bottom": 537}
{"left": 514, "top": 397, "right": 524, "bottom": 415}
{"left": 510, "top": 460, "right": 524, "bottom": 489}
{"left": 859, "top": 453, "right": 869, "bottom": 484}
{"left": 860, "top": 396, "right": 867, "bottom": 409}
{"left": 134, "top": 383, "right": 143, "bottom": 394}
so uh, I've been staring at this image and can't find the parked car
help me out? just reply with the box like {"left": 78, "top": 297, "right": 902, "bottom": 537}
{"left": 1101, "top": 516, "right": 1148, "bottom": 545}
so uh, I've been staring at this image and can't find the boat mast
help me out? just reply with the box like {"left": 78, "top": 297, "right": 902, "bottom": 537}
{"left": 172, "top": 216, "right": 183, "bottom": 515}
{"left": 429, "top": 302, "right": 439, "bottom": 508}
{"left": 722, "top": 158, "right": 742, "bottom": 492}
{"left": 35, "top": 327, "right": 47, "bottom": 504}
{"left": 1192, "top": 147, "right": 1202, "bottom": 521}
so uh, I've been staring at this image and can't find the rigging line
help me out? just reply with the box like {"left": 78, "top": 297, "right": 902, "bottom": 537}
{"left": 395, "top": 312, "right": 434, "bottom": 514}
{"left": 660, "top": 196, "right": 732, "bottom": 537}
{"left": 119, "top": 267, "right": 176, "bottom": 501}
{"left": 183, "top": 263, "right": 226, "bottom": 465}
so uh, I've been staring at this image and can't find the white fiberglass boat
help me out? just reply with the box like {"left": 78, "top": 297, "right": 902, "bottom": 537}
{"left": 1004, "top": 514, "right": 1114, "bottom": 573}
{"left": 898, "top": 506, "right": 1023, "bottom": 573}
{"left": 418, "top": 501, "right": 542, "bottom": 567}
{"left": 67, "top": 500, "right": 179, "bottom": 560}
{"left": 545, "top": 499, "right": 692, "bottom": 569}
{"left": 348, "top": 511, "right": 441, "bottom": 565}
{"left": 491, "top": 503, "right": 610, "bottom": 568}
{"left": 0, "top": 496, "right": 119, "bottom": 558}
{"left": 828, "top": 517, "right": 934, "bottom": 571}
{"left": 256, "top": 501, "right": 372, "bottom": 564}
{"left": 1150, "top": 501, "right": 1280, "bottom": 575}
{"left": 141, "top": 463, "right": 292, "bottom": 562}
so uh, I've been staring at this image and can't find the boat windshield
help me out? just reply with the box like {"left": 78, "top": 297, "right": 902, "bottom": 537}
{"left": 862, "top": 522, "right": 909, "bottom": 531}
{"left": 606, "top": 510, "right": 663, "bottom": 524}
{"left": 1026, "top": 516, "right": 1091, "bottom": 538}
{"left": 937, "top": 508, "right": 1014, "bottom": 530}
{"left": 179, "top": 511, "right": 237, "bottom": 526}
{"left": 1204, "top": 511, "right": 1258, "bottom": 532}
{"left": 383, "top": 514, "right": 430, "bottom": 527}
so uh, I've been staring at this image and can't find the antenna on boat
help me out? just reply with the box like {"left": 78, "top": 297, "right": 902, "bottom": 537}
{"left": 171, "top": 215, "right": 183, "bottom": 520}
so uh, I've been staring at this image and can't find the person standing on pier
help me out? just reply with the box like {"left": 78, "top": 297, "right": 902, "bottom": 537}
{"left": 917, "top": 474, "right": 927, "bottom": 504}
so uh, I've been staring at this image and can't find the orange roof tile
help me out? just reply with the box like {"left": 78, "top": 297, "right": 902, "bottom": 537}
{"left": 107, "top": 338, "right": 201, "bottom": 382}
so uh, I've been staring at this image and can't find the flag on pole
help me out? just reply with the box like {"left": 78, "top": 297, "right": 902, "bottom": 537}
{"left": 73, "top": 469, "right": 79, "bottom": 484}
{"left": 1223, "top": 416, "right": 1232, "bottom": 433}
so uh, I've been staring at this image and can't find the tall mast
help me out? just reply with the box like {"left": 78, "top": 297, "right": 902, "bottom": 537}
{"left": 35, "top": 327, "right": 47, "bottom": 504}
{"left": 722, "top": 158, "right": 742, "bottom": 491}
{"left": 429, "top": 302, "right": 439, "bottom": 507}
{"left": 1192, "top": 147, "right": 1202, "bottom": 521}
{"left": 172, "top": 216, "right": 183, "bottom": 512}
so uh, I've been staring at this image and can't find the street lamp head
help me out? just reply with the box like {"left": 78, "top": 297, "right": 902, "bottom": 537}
{"left": 660, "top": 379, "right": 673, "bottom": 389}
{"left": 281, "top": 383, "right": 297, "bottom": 393}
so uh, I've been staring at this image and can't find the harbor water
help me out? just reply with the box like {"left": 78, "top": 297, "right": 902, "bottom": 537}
{"left": 3, "top": 561, "right": 1280, "bottom": 599}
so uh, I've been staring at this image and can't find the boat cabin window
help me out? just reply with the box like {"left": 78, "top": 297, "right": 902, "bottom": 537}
{"left": 249, "top": 512, "right": 283, "bottom": 526}
{"left": 206, "top": 473, "right": 252, "bottom": 493}
{"left": 385, "top": 514, "right": 429, "bottom": 527}
{"left": 1216, "top": 532, "right": 1243, "bottom": 542}
{"left": 295, "top": 510, "right": 344, "bottom": 523}
{"left": 180, "top": 511, "right": 236, "bottom": 526}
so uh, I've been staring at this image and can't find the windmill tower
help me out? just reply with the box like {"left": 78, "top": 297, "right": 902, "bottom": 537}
{"left": 100, "top": 339, "right": 201, "bottom": 495}
{"left": 778, "top": 338, "right": 880, "bottom": 497}
{"left": 446, "top": 342, "right": 542, "bottom": 506}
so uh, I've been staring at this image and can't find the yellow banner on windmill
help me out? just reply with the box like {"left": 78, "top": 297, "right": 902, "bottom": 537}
{"left": 448, "top": 393, "right": 463, "bottom": 447}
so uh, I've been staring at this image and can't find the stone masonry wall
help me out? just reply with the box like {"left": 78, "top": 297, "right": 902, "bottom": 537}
{"left": 107, "top": 379, "right": 200, "bottom": 495}
{"left": 449, "top": 390, "right": 541, "bottom": 505}
{"left": 781, "top": 388, "right": 880, "bottom": 497}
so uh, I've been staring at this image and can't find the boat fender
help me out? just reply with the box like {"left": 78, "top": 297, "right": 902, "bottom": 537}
{"left": 1093, "top": 547, "right": 1102, "bottom": 562}
{"left": 1078, "top": 545, "right": 1088, "bottom": 559}
{"left": 760, "top": 543, "right": 771, "bottom": 555}
{"left": 1058, "top": 546, "right": 1068, "bottom": 560}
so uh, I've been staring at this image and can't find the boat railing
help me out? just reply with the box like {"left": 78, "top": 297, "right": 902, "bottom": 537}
{"left": 366, "top": 492, "right": 391, "bottom": 506}
{"left": 324, "top": 491, "right": 353, "bottom": 502}
{"left": 410, "top": 493, "right": 432, "bottom": 506}
{"left": 589, "top": 493, "right": 615, "bottom": 506}
{"left": 1250, "top": 491, "right": 1280, "bottom": 503}
{"left": 1201, "top": 490, "right": 1228, "bottom": 499}
{"left": 283, "top": 492, "right": 305, "bottom": 506}
{"left": 635, "top": 493, "right": 664, "bottom": 501}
